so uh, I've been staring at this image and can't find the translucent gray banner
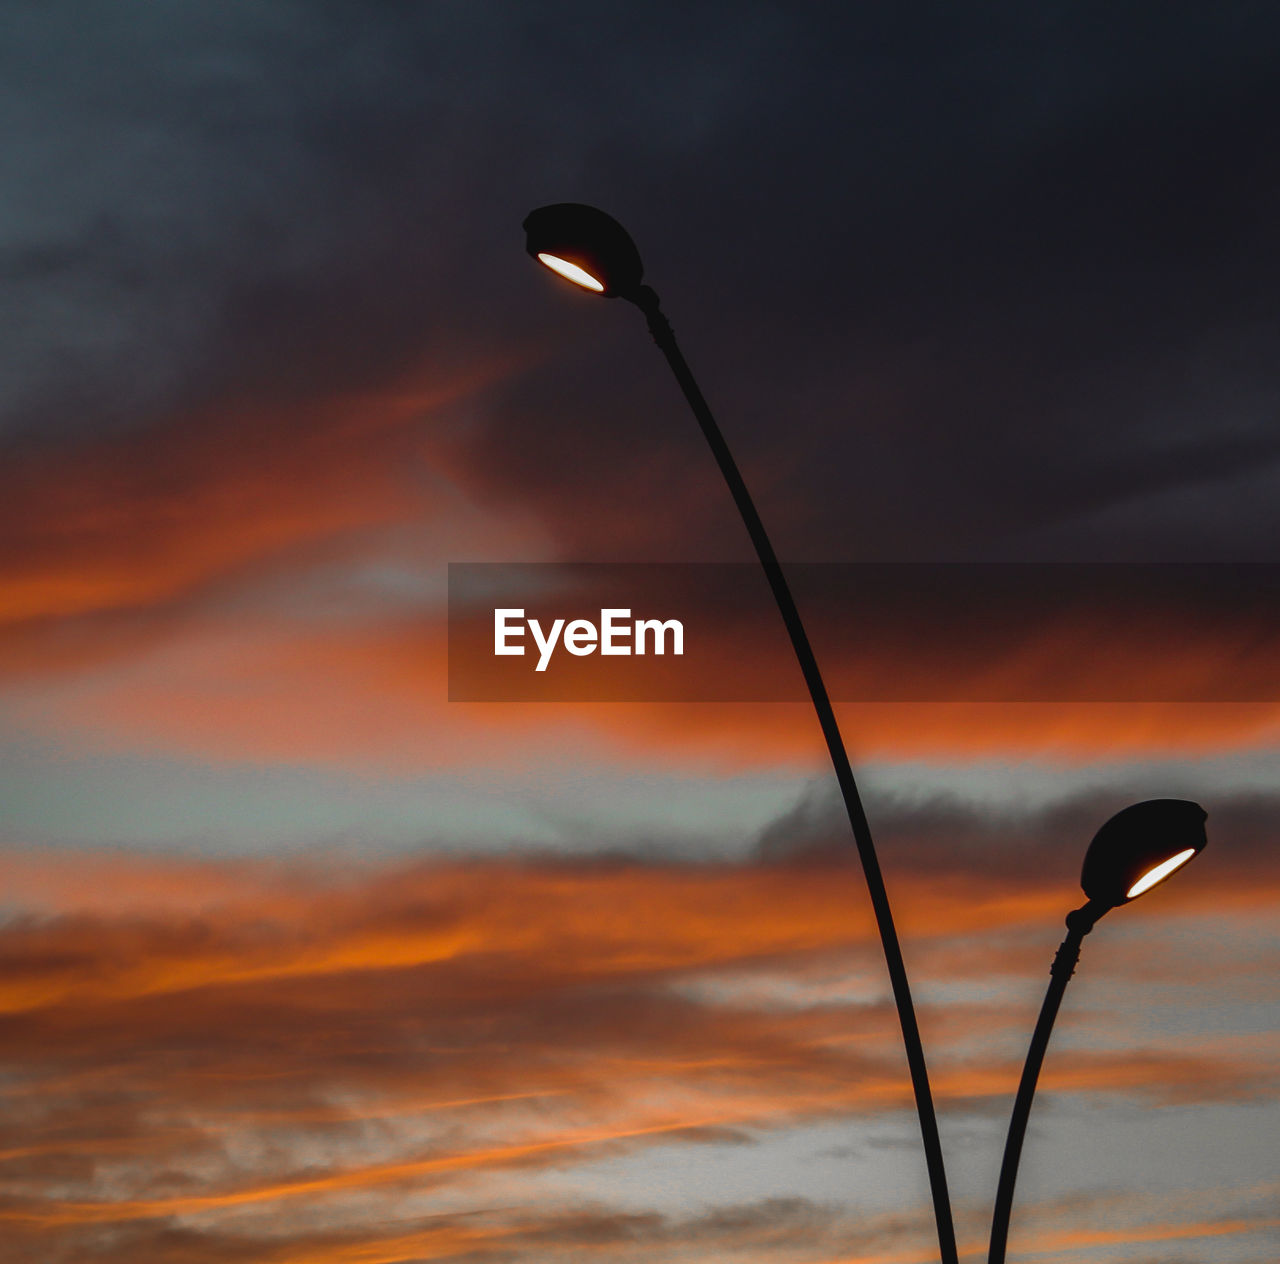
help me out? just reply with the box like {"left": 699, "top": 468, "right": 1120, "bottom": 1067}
{"left": 447, "top": 563, "right": 1280, "bottom": 702}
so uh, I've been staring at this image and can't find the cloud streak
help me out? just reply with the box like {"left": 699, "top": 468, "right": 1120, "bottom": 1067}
{"left": 0, "top": 786, "right": 1275, "bottom": 1257}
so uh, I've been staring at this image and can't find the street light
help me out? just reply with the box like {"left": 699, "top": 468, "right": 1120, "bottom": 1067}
{"left": 987, "top": 798, "right": 1209, "bottom": 1264}
{"left": 523, "top": 203, "right": 642, "bottom": 297}
{"left": 524, "top": 202, "right": 959, "bottom": 1264}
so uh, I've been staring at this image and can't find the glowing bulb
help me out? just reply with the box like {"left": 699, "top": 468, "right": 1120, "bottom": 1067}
{"left": 1126, "top": 848, "right": 1197, "bottom": 899}
{"left": 536, "top": 253, "right": 605, "bottom": 292}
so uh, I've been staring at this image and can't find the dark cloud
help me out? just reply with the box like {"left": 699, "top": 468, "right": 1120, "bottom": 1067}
{"left": 4, "top": 3, "right": 1279, "bottom": 564}
{"left": 455, "top": 4, "right": 1280, "bottom": 562}
{"left": 759, "top": 777, "right": 1278, "bottom": 879}
{"left": 0, "top": 2, "right": 788, "bottom": 441}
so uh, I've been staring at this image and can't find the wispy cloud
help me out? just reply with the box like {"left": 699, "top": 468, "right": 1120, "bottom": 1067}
{"left": 0, "top": 793, "right": 1274, "bottom": 1257}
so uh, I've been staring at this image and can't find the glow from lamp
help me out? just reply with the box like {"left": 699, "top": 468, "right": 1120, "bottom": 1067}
{"left": 1126, "top": 847, "right": 1197, "bottom": 899}
{"left": 536, "top": 252, "right": 605, "bottom": 292}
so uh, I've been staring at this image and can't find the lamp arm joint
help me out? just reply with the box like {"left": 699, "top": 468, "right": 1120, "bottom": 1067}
{"left": 1049, "top": 934, "right": 1082, "bottom": 982}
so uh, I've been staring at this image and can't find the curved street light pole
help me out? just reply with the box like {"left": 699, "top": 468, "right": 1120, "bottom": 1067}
{"left": 987, "top": 902, "right": 1097, "bottom": 1264}
{"left": 523, "top": 204, "right": 957, "bottom": 1262}
{"left": 631, "top": 282, "right": 959, "bottom": 1264}
{"left": 987, "top": 799, "right": 1208, "bottom": 1264}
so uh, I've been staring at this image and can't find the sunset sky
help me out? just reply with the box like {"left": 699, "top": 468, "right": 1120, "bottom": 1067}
{"left": 1, "top": 4, "right": 1277, "bottom": 1262}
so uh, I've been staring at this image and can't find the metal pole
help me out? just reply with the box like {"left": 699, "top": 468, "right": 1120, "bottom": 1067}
{"left": 988, "top": 903, "right": 1100, "bottom": 1264}
{"left": 631, "top": 285, "right": 958, "bottom": 1264}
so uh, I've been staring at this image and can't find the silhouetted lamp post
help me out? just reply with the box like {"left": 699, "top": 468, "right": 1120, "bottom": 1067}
{"left": 988, "top": 798, "right": 1209, "bottom": 1264}
{"left": 524, "top": 202, "right": 958, "bottom": 1264}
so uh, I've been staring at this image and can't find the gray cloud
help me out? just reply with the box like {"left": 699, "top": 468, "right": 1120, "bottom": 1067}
{"left": 4, "top": 3, "right": 1279, "bottom": 563}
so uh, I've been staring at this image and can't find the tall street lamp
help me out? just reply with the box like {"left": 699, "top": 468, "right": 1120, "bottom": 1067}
{"left": 523, "top": 202, "right": 958, "bottom": 1264}
{"left": 987, "top": 798, "right": 1209, "bottom": 1264}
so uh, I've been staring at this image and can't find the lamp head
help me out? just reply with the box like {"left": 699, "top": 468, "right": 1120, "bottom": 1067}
{"left": 523, "top": 203, "right": 645, "bottom": 299}
{"left": 1080, "top": 799, "right": 1207, "bottom": 912}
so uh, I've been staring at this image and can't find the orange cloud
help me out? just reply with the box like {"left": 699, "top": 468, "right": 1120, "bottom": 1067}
{"left": 0, "top": 351, "right": 529, "bottom": 659}
{"left": 0, "top": 839, "right": 1272, "bottom": 1260}
{"left": 13, "top": 602, "right": 1280, "bottom": 770}
{"left": 4, "top": 392, "right": 1279, "bottom": 772}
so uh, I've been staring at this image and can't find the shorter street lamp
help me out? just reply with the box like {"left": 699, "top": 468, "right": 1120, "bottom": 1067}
{"left": 988, "top": 798, "right": 1209, "bottom": 1264}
